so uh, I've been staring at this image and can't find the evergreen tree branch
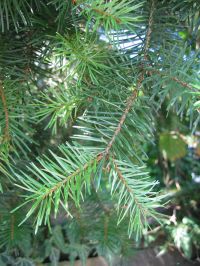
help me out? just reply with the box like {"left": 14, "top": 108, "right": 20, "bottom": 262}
{"left": 42, "top": 152, "right": 103, "bottom": 200}
{"left": 104, "top": 0, "right": 156, "bottom": 156}
{"left": 88, "top": 6, "right": 122, "bottom": 24}
{"left": 144, "top": 0, "right": 155, "bottom": 60}
{"left": 137, "top": 0, "right": 155, "bottom": 87}
{"left": 171, "top": 76, "right": 197, "bottom": 92}
{"left": 12, "top": 0, "right": 162, "bottom": 237}
{"left": 109, "top": 158, "right": 162, "bottom": 239}
{"left": 0, "top": 0, "right": 199, "bottom": 259}
{"left": 146, "top": 67, "right": 200, "bottom": 113}
{"left": 104, "top": 89, "right": 138, "bottom": 156}
{"left": 113, "top": 159, "right": 144, "bottom": 212}
{"left": 78, "top": 0, "right": 143, "bottom": 31}
{"left": 146, "top": 68, "right": 198, "bottom": 92}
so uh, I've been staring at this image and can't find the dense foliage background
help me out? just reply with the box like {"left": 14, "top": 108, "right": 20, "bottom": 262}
{"left": 0, "top": 0, "right": 200, "bottom": 265}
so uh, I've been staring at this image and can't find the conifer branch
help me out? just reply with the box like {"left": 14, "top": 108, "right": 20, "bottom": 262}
{"left": 105, "top": 0, "right": 155, "bottom": 167}
{"left": 75, "top": 2, "right": 122, "bottom": 24}
{"left": 0, "top": 81, "right": 10, "bottom": 142}
{"left": 113, "top": 160, "right": 131, "bottom": 193}
{"left": 42, "top": 153, "right": 103, "bottom": 200}
{"left": 144, "top": 0, "right": 155, "bottom": 60}
{"left": 77, "top": 0, "right": 143, "bottom": 31}
{"left": 91, "top": 1, "right": 155, "bottom": 158}
{"left": 113, "top": 159, "right": 145, "bottom": 214}
{"left": 89, "top": 6, "right": 121, "bottom": 24}
{"left": 104, "top": 89, "right": 138, "bottom": 156}
{"left": 147, "top": 68, "right": 200, "bottom": 112}
{"left": 139, "top": 0, "right": 155, "bottom": 83}
{"left": 1, "top": 0, "right": 199, "bottom": 256}
{"left": 146, "top": 68, "right": 197, "bottom": 92}
{"left": 144, "top": 67, "right": 200, "bottom": 113}
{"left": 12, "top": 0, "right": 160, "bottom": 235}
{"left": 170, "top": 76, "right": 197, "bottom": 92}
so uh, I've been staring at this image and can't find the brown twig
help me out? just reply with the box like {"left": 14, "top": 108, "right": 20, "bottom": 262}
{"left": 91, "top": 7, "right": 121, "bottom": 24}
{"left": 80, "top": 3, "right": 122, "bottom": 24}
{"left": 144, "top": 0, "right": 155, "bottom": 60}
{"left": 113, "top": 160, "right": 132, "bottom": 194}
{"left": 146, "top": 68, "right": 200, "bottom": 113}
{"left": 104, "top": 89, "right": 138, "bottom": 156}
{"left": 171, "top": 76, "right": 195, "bottom": 91}
{"left": 113, "top": 158, "right": 148, "bottom": 215}
{"left": 146, "top": 68, "right": 196, "bottom": 92}
{"left": 42, "top": 153, "right": 103, "bottom": 199}
{"left": 138, "top": 0, "right": 155, "bottom": 84}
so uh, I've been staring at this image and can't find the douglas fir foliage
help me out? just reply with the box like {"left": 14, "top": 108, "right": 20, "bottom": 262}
{"left": 0, "top": 0, "right": 199, "bottom": 265}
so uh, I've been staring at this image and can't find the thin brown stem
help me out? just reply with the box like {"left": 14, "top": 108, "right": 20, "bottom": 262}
{"left": 146, "top": 68, "right": 196, "bottom": 92}
{"left": 104, "top": 89, "right": 138, "bottom": 156}
{"left": 144, "top": 0, "right": 155, "bottom": 60}
{"left": 113, "top": 159, "right": 147, "bottom": 215}
{"left": 171, "top": 76, "right": 195, "bottom": 91}
{"left": 83, "top": 4, "right": 121, "bottom": 24}
{"left": 91, "top": 7, "right": 121, "bottom": 24}
{"left": 113, "top": 160, "right": 131, "bottom": 194}
{"left": 42, "top": 153, "right": 103, "bottom": 199}
{"left": 148, "top": 69, "right": 200, "bottom": 113}
{"left": 138, "top": 0, "right": 155, "bottom": 84}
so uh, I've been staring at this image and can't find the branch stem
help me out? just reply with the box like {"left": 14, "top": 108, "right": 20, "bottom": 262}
{"left": 84, "top": 4, "right": 121, "bottom": 24}
{"left": 104, "top": 90, "right": 138, "bottom": 156}
{"left": 144, "top": 0, "right": 155, "bottom": 60}
{"left": 146, "top": 68, "right": 198, "bottom": 92}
